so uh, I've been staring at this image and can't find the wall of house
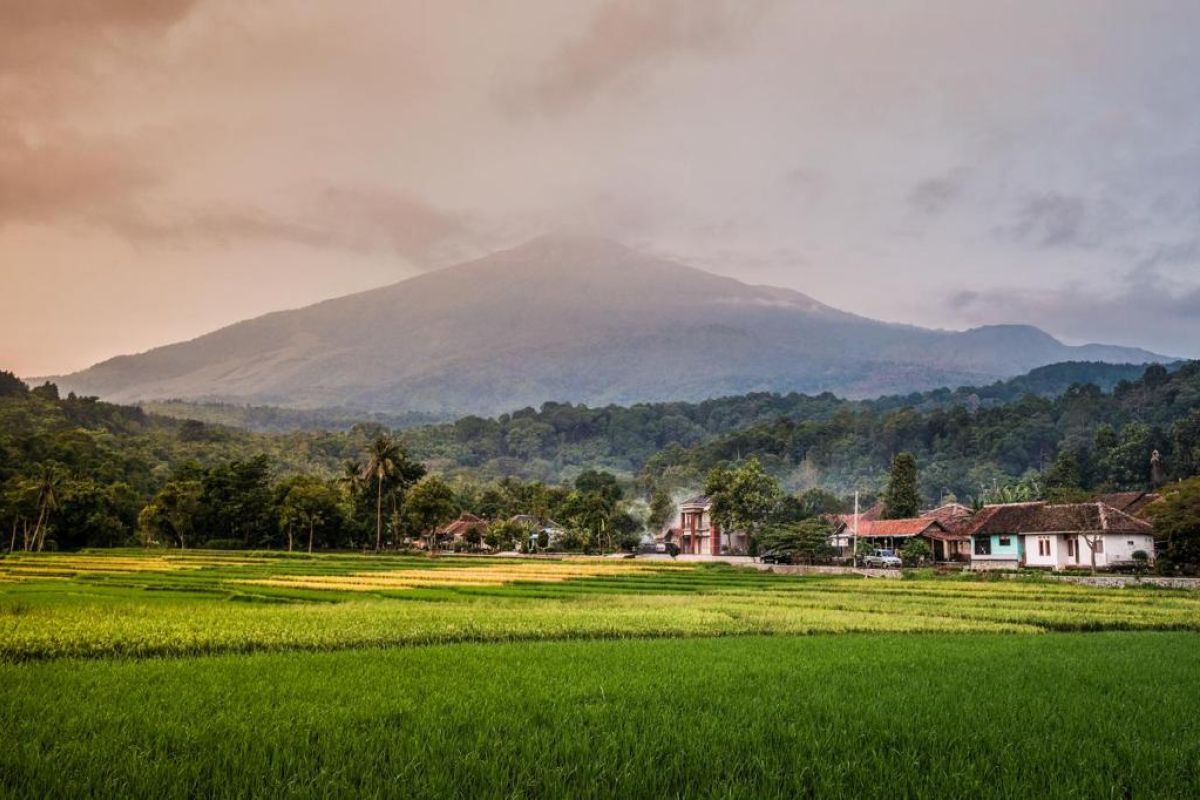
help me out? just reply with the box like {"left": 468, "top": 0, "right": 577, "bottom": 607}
{"left": 1023, "top": 534, "right": 1058, "bottom": 568}
{"left": 1020, "top": 532, "right": 1156, "bottom": 570}
{"left": 972, "top": 534, "right": 1022, "bottom": 563}
{"left": 1097, "top": 533, "right": 1156, "bottom": 566}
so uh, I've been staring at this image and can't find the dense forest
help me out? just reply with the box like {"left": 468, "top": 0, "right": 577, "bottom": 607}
{"left": 2, "top": 360, "right": 1197, "bottom": 552}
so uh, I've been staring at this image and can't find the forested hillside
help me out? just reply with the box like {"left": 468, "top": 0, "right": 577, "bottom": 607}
{"left": 644, "top": 362, "right": 1200, "bottom": 502}
{"left": 2, "top": 361, "right": 1197, "bottom": 550}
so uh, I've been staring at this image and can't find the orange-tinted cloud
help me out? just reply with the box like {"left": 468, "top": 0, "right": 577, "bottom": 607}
{"left": 513, "top": 0, "right": 774, "bottom": 114}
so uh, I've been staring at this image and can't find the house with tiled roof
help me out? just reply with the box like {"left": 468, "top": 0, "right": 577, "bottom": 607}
{"left": 920, "top": 502, "right": 976, "bottom": 531}
{"left": 657, "top": 495, "right": 749, "bottom": 555}
{"left": 435, "top": 513, "right": 490, "bottom": 549}
{"left": 830, "top": 515, "right": 970, "bottom": 562}
{"left": 1091, "top": 492, "right": 1161, "bottom": 520}
{"left": 964, "top": 501, "right": 1155, "bottom": 571}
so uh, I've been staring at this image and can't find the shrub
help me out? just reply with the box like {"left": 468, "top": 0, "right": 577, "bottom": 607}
{"left": 202, "top": 539, "right": 246, "bottom": 550}
{"left": 901, "top": 538, "right": 931, "bottom": 566}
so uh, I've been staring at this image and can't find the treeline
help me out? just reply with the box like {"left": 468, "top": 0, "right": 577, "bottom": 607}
{"left": 3, "top": 360, "right": 1197, "bottom": 551}
{"left": 0, "top": 374, "right": 648, "bottom": 551}
{"left": 642, "top": 363, "right": 1200, "bottom": 504}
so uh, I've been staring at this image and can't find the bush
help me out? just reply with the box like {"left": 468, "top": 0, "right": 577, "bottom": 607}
{"left": 202, "top": 539, "right": 246, "bottom": 550}
{"left": 901, "top": 538, "right": 931, "bottom": 566}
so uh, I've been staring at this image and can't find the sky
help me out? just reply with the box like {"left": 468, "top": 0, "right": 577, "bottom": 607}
{"left": 2, "top": 0, "right": 1199, "bottom": 377}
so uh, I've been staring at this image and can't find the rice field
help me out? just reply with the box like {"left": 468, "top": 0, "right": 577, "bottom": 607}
{"left": 2, "top": 550, "right": 1199, "bottom": 797}
{"left": 2, "top": 550, "right": 1199, "bottom": 661}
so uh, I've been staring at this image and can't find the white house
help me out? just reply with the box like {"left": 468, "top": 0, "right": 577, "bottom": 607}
{"left": 965, "top": 501, "right": 1155, "bottom": 571}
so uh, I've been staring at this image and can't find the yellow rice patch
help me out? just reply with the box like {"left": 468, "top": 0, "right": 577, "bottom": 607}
{"left": 240, "top": 561, "right": 685, "bottom": 592}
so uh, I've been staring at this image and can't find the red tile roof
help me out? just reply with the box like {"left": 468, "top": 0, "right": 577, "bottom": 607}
{"left": 854, "top": 518, "right": 950, "bottom": 538}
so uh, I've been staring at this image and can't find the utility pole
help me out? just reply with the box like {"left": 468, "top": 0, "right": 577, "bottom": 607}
{"left": 852, "top": 490, "right": 859, "bottom": 568}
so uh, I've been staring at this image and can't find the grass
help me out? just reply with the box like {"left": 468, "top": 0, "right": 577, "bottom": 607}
{"left": 1, "top": 633, "right": 1197, "bottom": 798}
{"left": 2, "top": 550, "right": 1199, "bottom": 797}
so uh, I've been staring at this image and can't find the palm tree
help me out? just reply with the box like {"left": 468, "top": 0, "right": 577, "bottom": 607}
{"left": 361, "top": 437, "right": 402, "bottom": 552}
{"left": 31, "top": 466, "right": 61, "bottom": 552}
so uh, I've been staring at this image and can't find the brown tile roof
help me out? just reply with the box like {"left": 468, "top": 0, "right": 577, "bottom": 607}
{"left": 965, "top": 502, "right": 1153, "bottom": 537}
{"left": 680, "top": 495, "right": 711, "bottom": 509}
{"left": 920, "top": 503, "right": 975, "bottom": 532}
{"left": 440, "top": 513, "right": 489, "bottom": 538}
{"left": 1092, "top": 492, "right": 1161, "bottom": 518}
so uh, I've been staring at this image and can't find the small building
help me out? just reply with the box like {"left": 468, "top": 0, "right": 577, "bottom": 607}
{"left": 830, "top": 517, "right": 964, "bottom": 562}
{"left": 658, "top": 495, "right": 749, "bottom": 555}
{"left": 510, "top": 515, "right": 565, "bottom": 549}
{"left": 965, "top": 501, "right": 1155, "bottom": 571}
{"left": 436, "top": 513, "right": 490, "bottom": 549}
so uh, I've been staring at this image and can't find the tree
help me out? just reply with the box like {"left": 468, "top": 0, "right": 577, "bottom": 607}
{"left": 404, "top": 475, "right": 457, "bottom": 552}
{"left": 704, "top": 458, "right": 783, "bottom": 552}
{"left": 139, "top": 480, "right": 203, "bottom": 549}
{"left": 1148, "top": 477, "right": 1200, "bottom": 572}
{"left": 198, "top": 456, "right": 276, "bottom": 547}
{"left": 1044, "top": 450, "right": 1087, "bottom": 502}
{"left": 484, "top": 518, "right": 524, "bottom": 552}
{"left": 279, "top": 476, "right": 343, "bottom": 553}
{"left": 883, "top": 453, "right": 921, "bottom": 519}
{"left": 756, "top": 518, "right": 835, "bottom": 564}
{"left": 30, "top": 465, "right": 63, "bottom": 551}
{"left": 901, "top": 537, "right": 931, "bottom": 566}
{"left": 360, "top": 436, "right": 425, "bottom": 552}
{"left": 647, "top": 488, "right": 675, "bottom": 532}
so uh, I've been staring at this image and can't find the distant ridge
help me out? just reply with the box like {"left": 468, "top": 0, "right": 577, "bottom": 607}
{"left": 54, "top": 236, "right": 1169, "bottom": 415}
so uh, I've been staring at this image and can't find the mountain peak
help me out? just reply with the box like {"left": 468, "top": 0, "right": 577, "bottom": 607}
{"left": 53, "top": 241, "right": 1169, "bottom": 414}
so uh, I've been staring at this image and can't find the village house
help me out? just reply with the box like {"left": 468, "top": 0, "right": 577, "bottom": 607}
{"left": 965, "top": 501, "right": 1156, "bottom": 571}
{"left": 829, "top": 502, "right": 973, "bottom": 562}
{"left": 510, "top": 514, "right": 565, "bottom": 549}
{"left": 658, "top": 495, "right": 749, "bottom": 555}
{"left": 434, "top": 512, "right": 490, "bottom": 549}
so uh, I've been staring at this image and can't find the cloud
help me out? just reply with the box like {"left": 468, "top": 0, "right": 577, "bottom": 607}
{"left": 512, "top": 0, "right": 773, "bottom": 114}
{"left": 0, "top": 129, "right": 159, "bottom": 224}
{"left": 0, "top": 0, "right": 199, "bottom": 73}
{"left": 94, "top": 186, "right": 478, "bottom": 264}
{"left": 907, "top": 169, "right": 969, "bottom": 216}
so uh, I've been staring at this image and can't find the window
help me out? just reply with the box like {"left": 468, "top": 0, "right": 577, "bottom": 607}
{"left": 1094, "top": 538, "right": 1104, "bottom": 554}
{"left": 1037, "top": 537, "right": 1050, "bottom": 557}
{"left": 1066, "top": 539, "right": 1075, "bottom": 558}
{"left": 998, "top": 535, "right": 1011, "bottom": 547}
{"left": 974, "top": 537, "right": 992, "bottom": 556}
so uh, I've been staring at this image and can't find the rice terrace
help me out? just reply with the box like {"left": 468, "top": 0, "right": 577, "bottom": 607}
{"left": 1, "top": 550, "right": 1198, "bottom": 797}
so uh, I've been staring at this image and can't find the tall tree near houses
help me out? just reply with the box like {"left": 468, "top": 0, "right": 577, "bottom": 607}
{"left": 362, "top": 436, "right": 402, "bottom": 552}
{"left": 31, "top": 465, "right": 62, "bottom": 551}
{"left": 703, "top": 458, "right": 783, "bottom": 552}
{"left": 359, "top": 436, "right": 425, "bottom": 552}
{"left": 403, "top": 475, "right": 457, "bottom": 553}
{"left": 883, "top": 453, "right": 921, "bottom": 519}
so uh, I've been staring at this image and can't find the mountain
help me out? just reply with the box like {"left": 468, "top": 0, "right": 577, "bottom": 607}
{"left": 53, "top": 236, "right": 1168, "bottom": 415}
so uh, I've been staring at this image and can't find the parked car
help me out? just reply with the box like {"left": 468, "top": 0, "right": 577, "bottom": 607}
{"left": 759, "top": 548, "right": 793, "bottom": 565}
{"left": 637, "top": 542, "right": 680, "bottom": 557}
{"left": 862, "top": 549, "right": 902, "bottom": 569}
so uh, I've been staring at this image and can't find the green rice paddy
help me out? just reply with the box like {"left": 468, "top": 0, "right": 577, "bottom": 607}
{"left": 2, "top": 550, "right": 1198, "bottom": 797}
